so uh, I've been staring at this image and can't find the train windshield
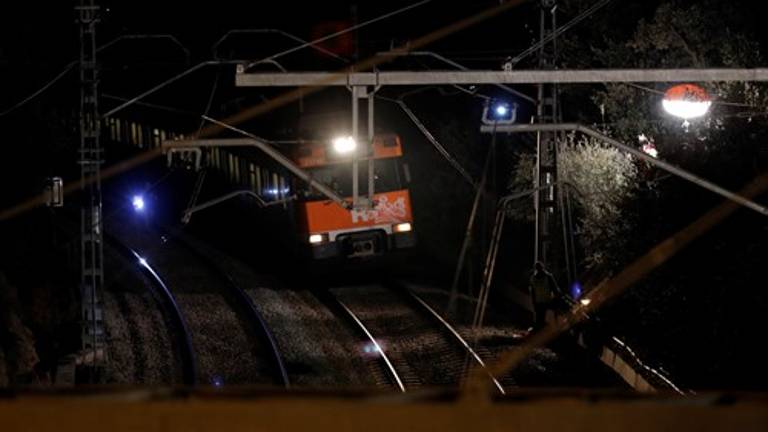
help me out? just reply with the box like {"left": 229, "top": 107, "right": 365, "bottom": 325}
{"left": 301, "top": 158, "right": 403, "bottom": 201}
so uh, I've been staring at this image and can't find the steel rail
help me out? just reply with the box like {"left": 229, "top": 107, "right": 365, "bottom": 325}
{"left": 396, "top": 284, "right": 506, "bottom": 395}
{"left": 165, "top": 228, "right": 291, "bottom": 389}
{"left": 314, "top": 290, "right": 407, "bottom": 393}
{"left": 106, "top": 237, "right": 198, "bottom": 386}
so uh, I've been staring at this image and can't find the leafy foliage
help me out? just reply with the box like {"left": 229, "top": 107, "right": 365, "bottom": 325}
{"left": 558, "top": 133, "right": 639, "bottom": 271}
{"left": 588, "top": 1, "right": 768, "bottom": 150}
{"left": 508, "top": 134, "right": 639, "bottom": 274}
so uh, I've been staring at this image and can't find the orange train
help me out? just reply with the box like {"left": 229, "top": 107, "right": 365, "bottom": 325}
{"left": 293, "top": 134, "right": 416, "bottom": 259}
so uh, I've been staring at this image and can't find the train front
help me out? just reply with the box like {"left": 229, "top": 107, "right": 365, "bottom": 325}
{"left": 293, "top": 134, "right": 416, "bottom": 259}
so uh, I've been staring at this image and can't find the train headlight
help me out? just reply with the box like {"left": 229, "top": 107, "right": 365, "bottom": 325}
{"left": 332, "top": 136, "right": 357, "bottom": 154}
{"left": 393, "top": 222, "right": 412, "bottom": 233}
{"left": 309, "top": 233, "right": 328, "bottom": 244}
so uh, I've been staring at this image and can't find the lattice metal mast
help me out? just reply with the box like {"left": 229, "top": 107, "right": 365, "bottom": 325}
{"left": 534, "top": 0, "right": 560, "bottom": 272}
{"left": 77, "top": 0, "right": 106, "bottom": 368}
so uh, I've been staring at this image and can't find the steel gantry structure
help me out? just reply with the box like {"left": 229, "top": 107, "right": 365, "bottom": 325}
{"left": 231, "top": 64, "right": 768, "bottom": 306}
{"left": 233, "top": 68, "right": 768, "bottom": 203}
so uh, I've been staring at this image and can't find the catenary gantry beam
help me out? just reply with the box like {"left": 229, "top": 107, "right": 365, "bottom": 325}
{"left": 162, "top": 133, "right": 350, "bottom": 210}
{"left": 236, "top": 68, "right": 768, "bottom": 87}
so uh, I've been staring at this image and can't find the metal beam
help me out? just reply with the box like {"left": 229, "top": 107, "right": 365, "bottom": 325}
{"left": 480, "top": 123, "right": 768, "bottom": 217}
{"left": 236, "top": 68, "right": 768, "bottom": 87}
{"left": 181, "top": 190, "right": 293, "bottom": 224}
{"left": 162, "top": 125, "right": 351, "bottom": 210}
{"left": 3, "top": 391, "right": 768, "bottom": 432}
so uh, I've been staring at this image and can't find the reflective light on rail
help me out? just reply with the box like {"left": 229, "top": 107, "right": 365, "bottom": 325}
{"left": 137, "top": 256, "right": 148, "bottom": 267}
{"left": 362, "top": 341, "right": 385, "bottom": 356}
{"left": 212, "top": 375, "right": 224, "bottom": 388}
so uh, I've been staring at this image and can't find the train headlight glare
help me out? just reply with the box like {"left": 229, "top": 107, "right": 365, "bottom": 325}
{"left": 393, "top": 222, "right": 412, "bottom": 233}
{"left": 309, "top": 234, "right": 326, "bottom": 244}
{"left": 332, "top": 136, "right": 357, "bottom": 154}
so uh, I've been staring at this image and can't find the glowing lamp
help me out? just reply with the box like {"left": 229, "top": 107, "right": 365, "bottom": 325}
{"left": 482, "top": 100, "right": 517, "bottom": 125}
{"left": 332, "top": 136, "right": 357, "bottom": 154}
{"left": 662, "top": 84, "right": 711, "bottom": 120}
{"left": 132, "top": 195, "right": 145, "bottom": 212}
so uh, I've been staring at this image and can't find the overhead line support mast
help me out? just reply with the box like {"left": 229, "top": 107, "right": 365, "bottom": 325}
{"left": 76, "top": 0, "right": 106, "bottom": 372}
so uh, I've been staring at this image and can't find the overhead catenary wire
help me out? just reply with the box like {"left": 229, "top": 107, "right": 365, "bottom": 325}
{"left": 392, "top": 97, "right": 478, "bottom": 188}
{"left": 104, "top": 0, "right": 435, "bottom": 120}
{"left": 0, "top": 63, "right": 77, "bottom": 117}
{"left": 380, "top": 50, "right": 536, "bottom": 104}
{"left": 623, "top": 81, "right": 764, "bottom": 109}
{"left": 448, "top": 122, "right": 499, "bottom": 312}
{"left": 0, "top": 34, "right": 190, "bottom": 119}
{"left": 1, "top": 0, "right": 534, "bottom": 223}
{"left": 212, "top": 29, "right": 349, "bottom": 63}
{"left": 508, "top": 0, "right": 613, "bottom": 67}
{"left": 245, "top": 0, "right": 434, "bottom": 69}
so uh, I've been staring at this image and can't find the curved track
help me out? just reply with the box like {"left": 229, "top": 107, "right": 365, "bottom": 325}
{"left": 167, "top": 229, "right": 290, "bottom": 388}
{"left": 399, "top": 284, "right": 506, "bottom": 394}
{"left": 322, "top": 280, "right": 505, "bottom": 393}
{"left": 106, "top": 237, "right": 197, "bottom": 386}
{"left": 107, "top": 216, "right": 290, "bottom": 388}
{"left": 313, "top": 289, "right": 408, "bottom": 392}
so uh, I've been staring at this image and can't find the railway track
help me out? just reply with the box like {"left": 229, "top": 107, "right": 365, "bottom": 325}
{"left": 107, "top": 218, "right": 289, "bottom": 388}
{"left": 106, "top": 237, "right": 197, "bottom": 385}
{"left": 313, "top": 289, "right": 413, "bottom": 392}
{"left": 166, "top": 228, "right": 290, "bottom": 388}
{"left": 319, "top": 280, "right": 505, "bottom": 393}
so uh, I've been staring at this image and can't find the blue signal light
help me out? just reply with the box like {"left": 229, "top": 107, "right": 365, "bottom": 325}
{"left": 482, "top": 100, "right": 517, "bottom": 125}
{"left": 132, "top": 195, "right": 145, "bottom": 212}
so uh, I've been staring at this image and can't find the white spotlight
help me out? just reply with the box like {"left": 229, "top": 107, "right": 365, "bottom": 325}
{"left": 332, "top": 136, "right": 357, "bottom": 154}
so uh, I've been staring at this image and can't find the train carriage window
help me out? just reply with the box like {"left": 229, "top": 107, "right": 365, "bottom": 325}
{"left": 138, "top": 123, "right": 144, "bottom": 148}
{"left": 235, "top": 156, "right": 242, "bottom": 184}
{"left": 131, "top": 123, "right": 138, "bottom": 147}
{"left": 249, "top": 163, "right": 256, "bottom": 192}
{"left": 279, "top": 176, "right": 288, "bottom": 199}
{"left": 271, "top": 173, "right": 279, "bottom": 197}
{"left": 300, "top": 157, "right": 403, "bottom": 201}
{"left": 262, "top": 169, "right": 269, "bottom": 195}
{"left": 139, "top": 124, "right": 145, "bottom": 148}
